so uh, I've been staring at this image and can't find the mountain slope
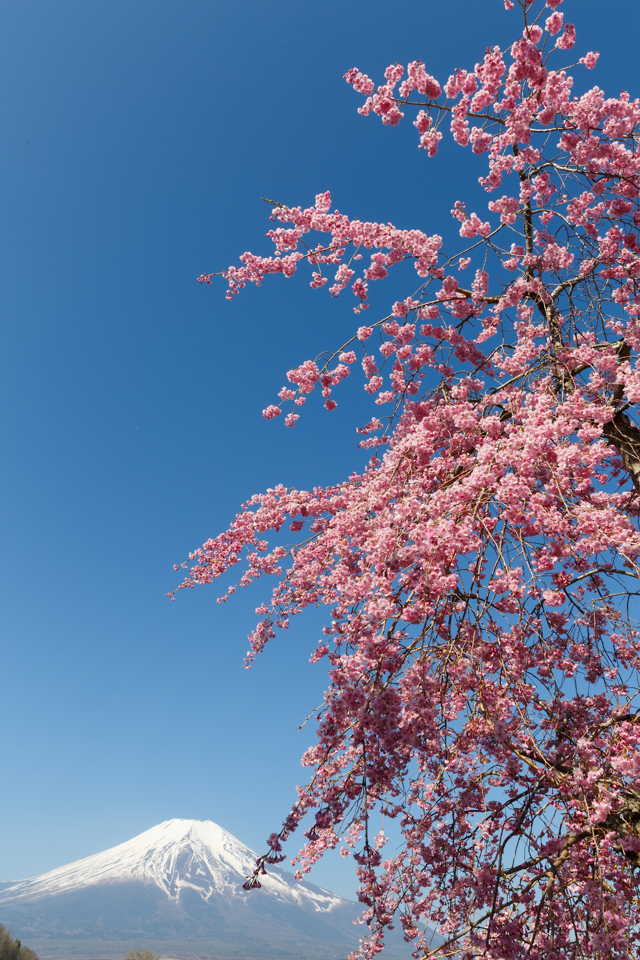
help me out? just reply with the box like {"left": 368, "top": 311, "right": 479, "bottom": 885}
{"left": 0, "top": 820, "right": 430, "bottom": 959}
{"left": 0, "top": 819, "right": 341, "bottom": 912}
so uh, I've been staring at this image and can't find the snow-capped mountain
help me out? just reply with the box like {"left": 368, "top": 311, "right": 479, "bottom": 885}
{"left": 0, "top": 819, "right": 422, "bottom": 960}
{"left": 0, "top": 819, "right": 341, "bottom": 913}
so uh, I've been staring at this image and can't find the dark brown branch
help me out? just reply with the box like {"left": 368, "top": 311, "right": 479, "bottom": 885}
{"left": 603, "top": 410, "right": 640, "bottom": 494}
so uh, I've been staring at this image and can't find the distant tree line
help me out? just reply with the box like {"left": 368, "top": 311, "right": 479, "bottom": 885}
{"left": 0, "top": 924, "right": 37, "bottom": 960}
{"left": 125, "top": 950, "right": 159, "bottom": 960}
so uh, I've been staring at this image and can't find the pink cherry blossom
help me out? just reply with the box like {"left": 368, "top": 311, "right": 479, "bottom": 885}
{"left": 556, "top": 22, "right": 577, "bottom": 49}
{"left": 580, "top": 51, "right": 599, "bottom": 69}
{"left": 187, "top": 3, "right": 640, "bottom": 957}
{"left": 261, "top": 405, "right": 281, "bottom": 420}
{"left": 546, "top": 10, "right": 564, "bottom": 34}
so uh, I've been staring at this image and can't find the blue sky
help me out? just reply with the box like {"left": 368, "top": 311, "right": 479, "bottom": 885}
{"left": 0, "top": 0, "right": 638, "bottom": 898}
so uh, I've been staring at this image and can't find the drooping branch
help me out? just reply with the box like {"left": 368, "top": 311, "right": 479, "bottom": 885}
{"left": 186, "top": 5, "right": 640, "bottom": 958}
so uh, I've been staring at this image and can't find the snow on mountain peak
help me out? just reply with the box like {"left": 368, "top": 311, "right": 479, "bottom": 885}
{"left": 0, "top": 819, "right": 344, "bottom": 912}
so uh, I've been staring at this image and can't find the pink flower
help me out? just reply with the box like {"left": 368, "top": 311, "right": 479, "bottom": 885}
{"left": 329, "top": 264, "right": 354, "bottom": 297}
{"left": 543, "top": 589, "right": 566, "bottom": 606}
{"left": 315, "top": 191, "right": 332, "bottom": 213}
{"left": 451, "top": 200, "right": 467, "bottom": 222}
{"left": 459, "top": 212, "right": 492, "bottom": 237}
{"left": 488, "top": 195, "right": 520, "bottom": 225}
{"left": 364, "top": 375, "right": 383, "bottom": 393}
{"left": 188, "top": 18, "right": 640, "bottom": 953}
{"left": 555, "top": 23, "right": 576, "bottom": 50}
{"left": 420, "top": 129, "right": 442, "bottom": 156}
{"left": 343, "top": 68, "right": 374, "bottom": 95}
{"left": 470, "top": 127, "right": 493, "bottom": 155}
{"left": 413, "top": 110, "right": 431, "bottom": 135}
{"left": 352, "top": 278, "right": 369, "bottom": 302}
{"left": 523, "top": 25, "right": 543, "bottom": 43}
{"left": 310, "top": 272, "right": 328, "bottom": 289}
{"left": 362, "top": 356, "right": 378, "bottom": 377}
{"left": 545, "top": 11, "right": 563, "bottom": 35}
{"left": 262, "top": 405, "right": 281, "bottom": 420}
{"left": 580, "top": 51, "right": 599, "bottom": 70}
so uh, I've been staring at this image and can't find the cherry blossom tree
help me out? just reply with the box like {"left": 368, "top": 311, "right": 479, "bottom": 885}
{"left": 175, "top": 1, "right": 640, "bottom": 955}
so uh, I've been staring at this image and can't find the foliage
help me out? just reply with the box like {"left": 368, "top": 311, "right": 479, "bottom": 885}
{"left": 0, "top": 924, "right": 38, "bottom": 960}
{"left": 179, "top": 1, "right": 640, "bottom": 956}
{"left": 124, "top": 949, "right": 160, "bottom": 960}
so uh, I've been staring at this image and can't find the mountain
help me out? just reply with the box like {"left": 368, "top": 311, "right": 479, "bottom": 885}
{"left": 0, "top": 820, "right": 341, "bottom": 913}
{"left": 0, "top": 819, "right": 429, "bottom": 960}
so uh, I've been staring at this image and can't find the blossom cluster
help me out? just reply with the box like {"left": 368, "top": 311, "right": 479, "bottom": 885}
{"left": 186, "top": 1, "right": 640, "bottom": 956}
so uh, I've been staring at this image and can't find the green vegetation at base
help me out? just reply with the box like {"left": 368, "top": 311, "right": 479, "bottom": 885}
{"left": 0, "top": 923, "right": 38, "bottom": 960}
{"left": 125, "top": 951, "right": 160, "bottom": 960}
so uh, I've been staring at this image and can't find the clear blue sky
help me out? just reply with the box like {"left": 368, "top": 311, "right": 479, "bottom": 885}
{"left": 0, "top": 0, "right": 638, "bottom": 899}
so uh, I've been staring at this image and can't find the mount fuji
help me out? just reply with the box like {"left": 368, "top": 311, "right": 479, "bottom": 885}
{"left": 0, "top": 819, "right": 423, "bottom": 960}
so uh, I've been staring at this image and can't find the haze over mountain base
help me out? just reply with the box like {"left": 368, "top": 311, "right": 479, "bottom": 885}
{"left": 23, "top": 938, "right": 418, "bottom": 960}
{"left": 0, "top": 820, "right": 435, "bottom": 959}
